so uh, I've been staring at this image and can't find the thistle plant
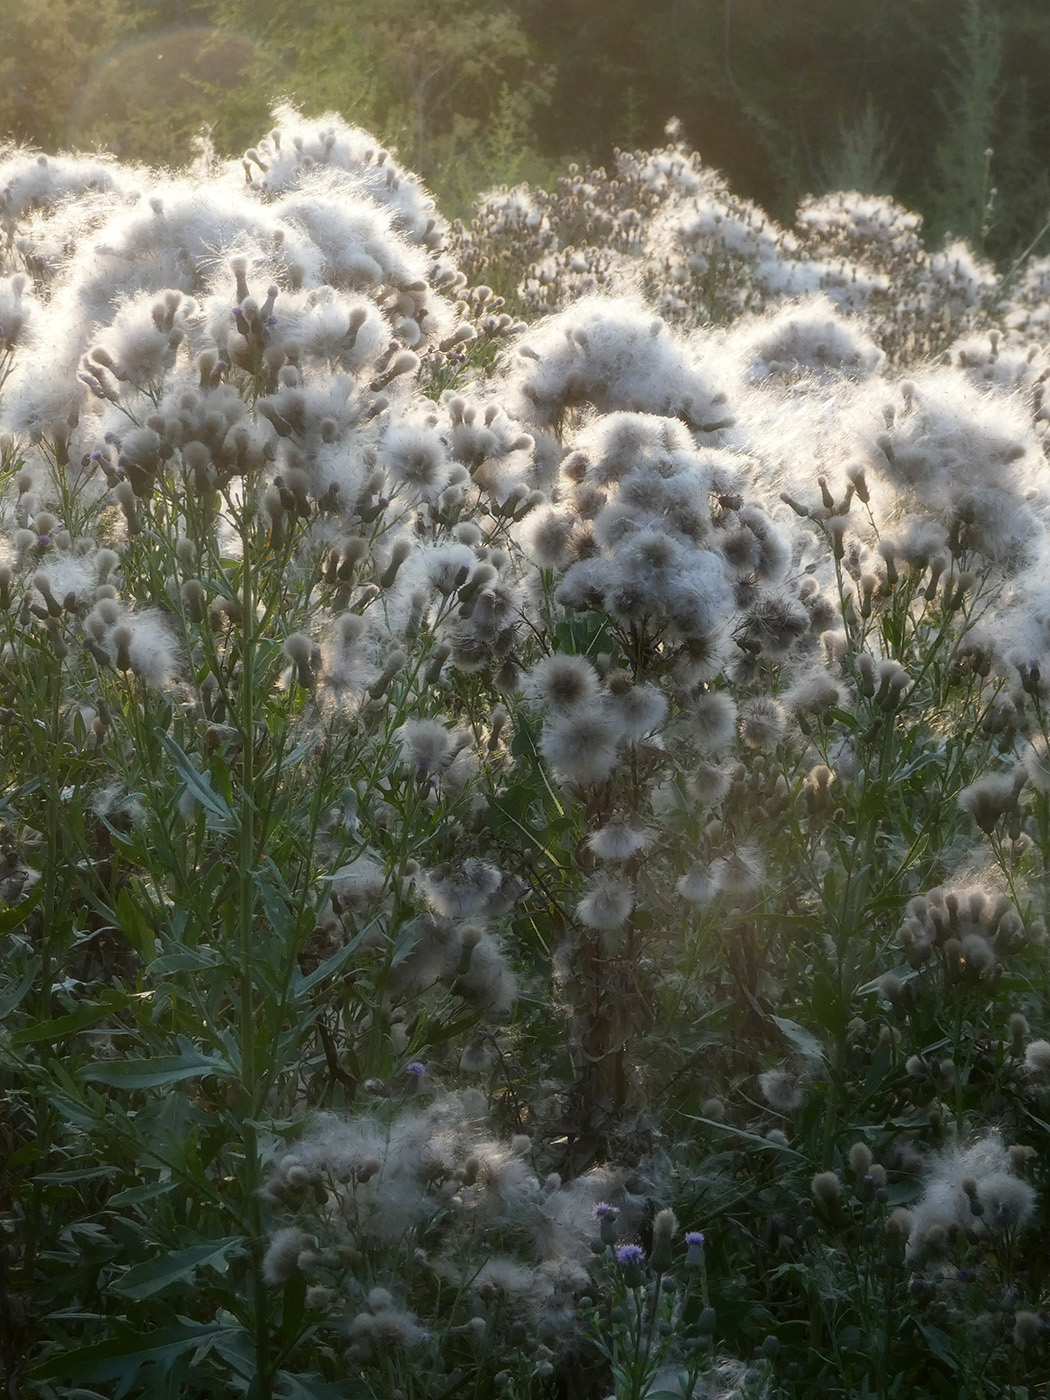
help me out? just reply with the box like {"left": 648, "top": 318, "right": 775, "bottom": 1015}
{"left": 2, "top": 103, "right": 1050, "bottom": 1400}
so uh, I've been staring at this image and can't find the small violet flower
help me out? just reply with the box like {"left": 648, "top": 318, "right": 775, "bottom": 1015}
{"left": 616, "top": 1243, "right": 646, "bottom": 1285}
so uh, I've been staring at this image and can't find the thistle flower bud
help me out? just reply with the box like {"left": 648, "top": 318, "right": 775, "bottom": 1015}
{"left": 284, "top": 631, "right": 318, "bottom": 688}
{"left": 424, "top": 643, "right": 451, "bottom": 686}
{"left": 368, "top": 648, "right": 406, "bottom": 699}
{"left": 181, "top": 579, "right": 206, "bottom": 622}
{"left": 95, "top": 548, "right": 121, "bottom": 584}
{"left": 653, "top": 1208, "right": 677, "bottom": 1241}
{"left": 111, "top": 624, "right": 133, "bottom": 672}
{"left": 113, "top": 480, "right": 139, "bottom": 533}
{"left": 1008, "top": 1144, "right": 1036, "bottom": 1171}
{"left": 958, "top": 768, "right": 1024, "bottom": 833}
{"left": 379, "top": 538, "right": 412, "bottom": 589}
{"left": 856, "top": 651, "right": 877, "bottom": 697}
{"left": 593, "top": 1202, "right": 620, "bottom": 1246}
{"left": 846, "top": 463, "right": 870, "bottom": 504}
{"left": 378, "top": 350, "right": 420, "bottom": 383}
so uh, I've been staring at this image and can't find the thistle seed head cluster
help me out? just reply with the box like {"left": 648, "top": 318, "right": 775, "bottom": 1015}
{"left": 262, "top": 1092, "right": 631, "bottom": 1355}
{"left": 905, "top": 1133, "right": 1036, "bottom": 1261}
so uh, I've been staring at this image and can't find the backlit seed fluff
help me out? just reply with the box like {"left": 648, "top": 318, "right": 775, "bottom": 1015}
{"left": 738, "top": 696, "right": 786, "bottom": 750}
{"left": 587, "top": 820, "right": 650, "bottom": 863}
{"left": 397, "top": 718, "right": 456, "bottom": 774}
{"left": 606, "top": 679, "right": 667, "bottom": 739}
{"left": 848, "top": 1142, "right": 874, "bottom": 1176}
{"left": 1023, "top": 1038, "right": 1050, "bottom": 1073}
{"left": 1013, "top": 1311, "right": 1041, "bottom": 1347}
{"left": 712, "top": 844, "right": 765, "bottom": 896}
{"left": 811, "top": 1171, "right": 842, "bottom": 1206}
{"left": 677, "top": 864, "right": 718, "bottom": 904}
{"left": 576, "top": 874, "right": 634, "bottom": 931}
{"left": 690, "top": 760, "right": 731, "bottom": 808}
{"left": 958, "top": 769, "right": 1024, "bottom": 833}
{"left": 524, "top": 507, "right": 578, "bottom": 569}
{"left": 263, "top": 1228, "right": 318, "bottom": 1285}
{"left": 758, "top": 1067, "right": 805, "bottom": 1113}
{"left": 688, "top": 689, "right": 738, "bottom": 751}
{"left": 977, "top": 1173, "right": 1035, "bottom": 1233}
{"left": 523, "top": 654, "right": 600, "bottom": 712}
{"left": 1021, "top": 735, "right": 1050, "bottom": 793}
{"left": 283, "top": 632, "right": 314, "bottom": 666}
{"left": 540, "top": 708, "right": 623, "bottom": 784}
{"left": 784, "top": 670, "right": 844, "bottom": 717}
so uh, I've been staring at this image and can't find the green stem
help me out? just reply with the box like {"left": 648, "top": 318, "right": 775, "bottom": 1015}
{"left": 235, "top": 491, "right": 273, "bottom": 1400}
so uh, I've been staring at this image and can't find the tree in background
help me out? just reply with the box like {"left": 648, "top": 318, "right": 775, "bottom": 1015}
{"left": 2, "top": 0, "right": 1049, "bottom": 259}
{"left": 0, "top": 0, "right": 120, "bottom": 152}
{"left": 200, "top": 0, "right": 554, "bottom": 210}
{"left": 521, "top": 0, "right": 1050, "bottom": 260}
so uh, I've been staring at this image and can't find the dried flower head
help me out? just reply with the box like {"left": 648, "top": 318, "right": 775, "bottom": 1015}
{"left": 523, "top": 654, "right": 601, "bottom": 712}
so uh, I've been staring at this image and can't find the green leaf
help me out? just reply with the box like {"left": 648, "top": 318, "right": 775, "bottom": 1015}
{"left": 389, "top": 918, "right": 422, "bottom": 969}
{"left": 156, "top": 731, "right": 234, "bottom": 831}
{"left": 115, "top": 885, "right": 156, "bottom": 960}
{"left": 34, "top": 1164, "right": 114, "bottom": 1184}
{"left": 257, "top": 862, "right": 295, "bottom": 941}
{"left": 770, "top": 1015, "right": 826, "bottom": 1062}
{"left": 9, "top": 988, "right": 138, "bottom": 1047}
{"left": 861, "top": 1040, "right": 893, "bottom": 1100}
{"left": 275, "top": 1374, "right": 349, "bottom": 1400}
{"left": 681, "top": 1115, "right": 805, "bottom": 1157}
{"left": 810, "top": 971, "right": 848, "bottom": 1039}
{"left": 79, "top": 1039, "right": 235, "bottom": 1089}
{"left": 148, "top": 947, "right": 224, "bottom": 975}
{"left": 111, "top": 1237, "right": 244, "bottom": 1300}
{"left": 106, "top": 1179, "right": 180, "bottom": 1209}
{"left": 914, "top": 1319, "right": 959, "bottom": 1373}
{"left": 0, "top": 881, "right": 43, "bottom": 933}
{"left": 0, "top": 954, "right": 40, "bottom": 1018}
{"left": 32, "top": 1319, "right": 226, "bottom": 1383}
{"left": 291, "top": 931, "right": 371, "bottom": 996}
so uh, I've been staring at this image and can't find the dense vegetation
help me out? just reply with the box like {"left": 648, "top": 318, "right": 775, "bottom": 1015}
{"left": 3, "top": 1, "right": 1050, "bottom": 256}
{"left": 4, "top": 97, "right": 1050, "bottom": 1399}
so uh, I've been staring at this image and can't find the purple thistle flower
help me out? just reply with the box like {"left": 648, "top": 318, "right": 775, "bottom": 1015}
{"left": 406, "top": 1062, "right": 426, "bottom": 1078}
{"left": 616, "top": 1244, "right": 645, "bottom": 1266}
{"left": 685, "top": 1231, "right": 706, "bottom": 1270}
